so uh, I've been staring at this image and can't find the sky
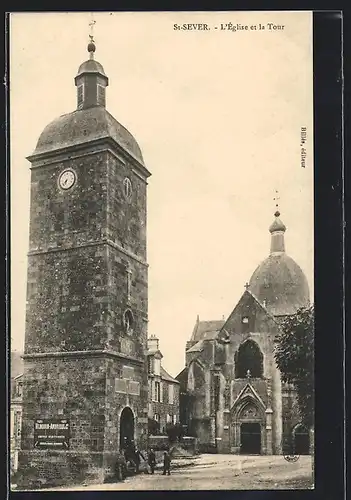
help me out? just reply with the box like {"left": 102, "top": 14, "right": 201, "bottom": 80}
{"left": 10, "top": 11, "right": 314, "bottom": 377}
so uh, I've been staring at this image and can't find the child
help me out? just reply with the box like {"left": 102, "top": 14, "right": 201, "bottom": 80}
{"left": 162, "top": 450, "right": 171, "bottom": 475}
{"left": 148, "top": 448, "right": 156, "bottom": 474}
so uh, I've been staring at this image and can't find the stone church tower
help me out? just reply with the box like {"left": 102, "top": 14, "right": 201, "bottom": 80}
{"left": 18, "top": 39, "right": 151, "bottom": 487}
{"left": 179, "top": 210, "right": 311, "bottom": 455}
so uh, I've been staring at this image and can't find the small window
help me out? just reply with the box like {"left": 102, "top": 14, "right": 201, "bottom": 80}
{"left": 148, "top": 357, "right": 154, "bottom": 374}
{"left": 154, "top": 358, "right": 161, "bottom": 376}
{"left": 124, "top": 309, "right": 134, "bottom": 334}
{"left": 241, "top": 316, "right": 250, "bottom": 333}
{"left": 123, "top": 178, "right": 132, "bottom": 199}
{"left": 154, "top": 381, "right": 161, "bottom": 402}
{"left": 16, "top": 382, "right": 23, "bottom": 398}
{"left": 154, "top": 413, "right": 160, "bottom": 422}
{"left": 77, "top": 84, "right": 84, "bottom": 109}
{"left": 172, "top": 414, "right": 177, "bottom": 425}
{"left": 169, "top": 384, "right": 174, "bottom": 405}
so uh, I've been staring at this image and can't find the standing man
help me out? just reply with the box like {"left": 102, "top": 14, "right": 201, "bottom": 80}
{"left": 133, "top": 446, "right": 146, "bottom": 474}
{"left": 162, "top": 450, "right": 171, "bottom": 476}
{"left": 148, "top": 448, "right": 156, "bottom": 474}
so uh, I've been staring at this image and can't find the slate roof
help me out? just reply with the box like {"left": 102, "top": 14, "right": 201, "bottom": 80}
{"left": 31, "top": 107, "right": 146, "bottom": 166}
{"left": 76, "top": 59, "right": 107, "bottom": 78}
{"left": 186, "top": 340, "right": 205, "bottom": 353}
{"left": 249, "top": 253, "right": 310, "bottom": 316}
{"left": 147, "top": 348, "right": 163, "bottom": 358}
{"left": 190, "top": 319, "right": 225, "bottom": 342}
{"left": 161, "top": 366, "right": 179, "bottom": 384}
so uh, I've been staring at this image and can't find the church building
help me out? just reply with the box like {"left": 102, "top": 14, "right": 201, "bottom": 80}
{"left": 18, "top": 36, "right": 151, "bottom": 487}
{"left": 177, "top": 210, "right": 311, "bottom": 455}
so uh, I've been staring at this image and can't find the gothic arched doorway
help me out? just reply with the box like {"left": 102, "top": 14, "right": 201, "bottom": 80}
{"left": 293, "top": 424, "right": 310, "bottom": 455}
{"left": 236, "top": 401, "right": 263, "bottom": 455}
{"left": 120, "top": 407, "right": 135, "bottom": 450}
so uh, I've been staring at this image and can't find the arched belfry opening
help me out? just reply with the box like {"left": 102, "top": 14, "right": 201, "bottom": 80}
{"left": 293, "top": 423, "right": 310, "bottom": 455}
{"left": 235, "top": 340, "right": 264, "bottom": 378}
{"left": 119, "top": 407, "right": 135, "bottom": 450}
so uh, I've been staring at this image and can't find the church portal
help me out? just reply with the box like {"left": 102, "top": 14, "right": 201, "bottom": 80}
{"left": 240, "top": 423, "right": 261, "bottom": 454}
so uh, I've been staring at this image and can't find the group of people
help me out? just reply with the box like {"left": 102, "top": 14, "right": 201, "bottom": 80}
{"left": 122, "top": 438, "right": 172, "bottom": 476}
{"left": 147, "top": 449, "right": 171, "bottom": 476}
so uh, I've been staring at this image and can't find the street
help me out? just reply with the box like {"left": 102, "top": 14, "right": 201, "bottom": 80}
{"left": 37, "top": 454, "right": 314, "bottom": 491}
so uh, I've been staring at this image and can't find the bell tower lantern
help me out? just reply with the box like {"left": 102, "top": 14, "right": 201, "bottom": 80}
{"left": 74, "top": 35, "right": 109, "bottom": 109}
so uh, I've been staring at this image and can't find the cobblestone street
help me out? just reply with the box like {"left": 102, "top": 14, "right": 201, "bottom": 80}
{"left": 35, "top": 454, "right": 313, "bottom": 491}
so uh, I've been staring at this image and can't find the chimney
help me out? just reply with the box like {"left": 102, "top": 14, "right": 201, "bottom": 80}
{"left": 147, "top": 335, "right": 159, "bottom": 351}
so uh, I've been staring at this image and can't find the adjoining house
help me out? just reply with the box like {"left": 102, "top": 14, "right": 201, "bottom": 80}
{"left": 147, "top": 335, "right": 180, "bottom": 434}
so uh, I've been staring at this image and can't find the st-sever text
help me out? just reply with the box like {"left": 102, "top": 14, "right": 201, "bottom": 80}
{"left": 173, "top": 23, "right": 285, "bottom": 31}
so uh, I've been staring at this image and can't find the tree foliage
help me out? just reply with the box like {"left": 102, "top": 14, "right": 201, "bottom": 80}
{"left": 165, "top": 422, "right": 183, "bottom": 443}
{"left": 274, "top": 305, "right": 314, "bottom": 427}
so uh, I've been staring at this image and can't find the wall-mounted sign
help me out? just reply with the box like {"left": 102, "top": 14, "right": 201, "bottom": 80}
{"left": 34, "top": 419, "right": 70, "bottom": 450}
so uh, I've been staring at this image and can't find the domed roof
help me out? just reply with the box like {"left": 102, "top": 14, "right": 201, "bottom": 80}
{"left": 248, "top": 210, "right": 310, "bottom": 316}
{"left": 249, "top": 252, "right": 310, "bottom": 316}
{"left": 76, "top": 59, "right": 107, "bottom": 78}
{"left": 31, "top": 106, "right": 144, "bottom": 164}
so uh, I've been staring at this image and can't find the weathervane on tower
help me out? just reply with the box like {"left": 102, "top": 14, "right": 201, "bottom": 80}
{"left": 88, "top": 14, "right": 96, "bottom": 59}
{"left": 273, "top": 189, "right": 280, "bottom": 216}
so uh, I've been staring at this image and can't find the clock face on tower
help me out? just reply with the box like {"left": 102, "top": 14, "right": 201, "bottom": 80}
{"left": 59, "top": 169, "right": 76, "bottom": 190}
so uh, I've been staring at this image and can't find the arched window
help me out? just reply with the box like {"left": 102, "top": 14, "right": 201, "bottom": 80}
{"left": 124, "top": 309, "right": 134, "bottom": 334}
{"left": 235, "top": 340, "right": 263, "bottom": 378}
{"left": 123, "top": 177, "right": 132, "bottom": 199}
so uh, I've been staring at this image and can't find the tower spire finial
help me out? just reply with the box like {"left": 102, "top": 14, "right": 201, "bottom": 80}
{"left": 269, "top": 191, "right": 286, "bottom": 253}
{"left": 273, "top": 189, "right": 280, "bottom": 217}
{"left": 88, "top": 14, "right": 96, "bottom": 59}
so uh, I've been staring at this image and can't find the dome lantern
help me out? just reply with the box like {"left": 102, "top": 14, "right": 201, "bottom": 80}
{"left": 74, "top": 28, "right": 109, "bottom": 110}
{"left": 269, "top": 210, "right": 286, "bottom": 254}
